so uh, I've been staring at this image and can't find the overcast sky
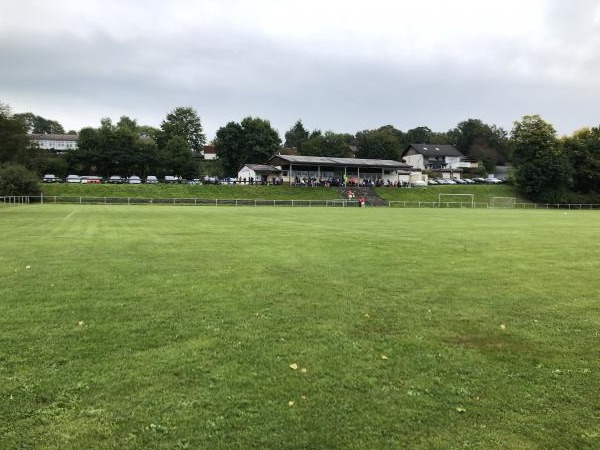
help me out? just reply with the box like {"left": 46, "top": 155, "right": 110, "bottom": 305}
{"left": 2, "top": 0, "right": 600, "bottom": 140}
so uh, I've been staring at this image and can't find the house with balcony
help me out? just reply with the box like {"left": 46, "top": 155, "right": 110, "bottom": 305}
{"left": 401, "top": 144, "right": 465, "bottom": 170}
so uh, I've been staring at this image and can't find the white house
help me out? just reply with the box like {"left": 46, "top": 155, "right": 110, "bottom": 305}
{"left": 202, "top": 145, "right": 217, "bottom": 160}
{"left": 402, "top": 144, "right": 464, "bottom": 170}
{"left": 29, "top": 134, "right": 78, "bottom": 153}
{"left": 237, "top": 164, "right": 281, "bottom": 184}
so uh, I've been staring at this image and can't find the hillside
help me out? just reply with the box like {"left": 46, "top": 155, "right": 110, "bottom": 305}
{"left": 39, "top": 183, "right": 524, "bottom": 205}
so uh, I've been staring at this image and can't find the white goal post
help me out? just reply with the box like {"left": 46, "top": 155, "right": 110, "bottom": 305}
{"left": 489, "top": 197, "right": 516, "bottom": 208}
{"left": 438, "top": 193, "right": 474, "bottom": 208}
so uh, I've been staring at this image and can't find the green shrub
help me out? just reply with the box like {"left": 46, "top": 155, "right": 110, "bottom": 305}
{"left": 0, "top": 163, "right": 41, "bottom": 195}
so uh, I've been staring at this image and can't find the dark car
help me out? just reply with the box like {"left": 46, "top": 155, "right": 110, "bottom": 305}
{"left": 42, "top": 174, "right": 62, "bottom": 183}
{"left": 108, "top": 175, "right": 124, "bottom": 184}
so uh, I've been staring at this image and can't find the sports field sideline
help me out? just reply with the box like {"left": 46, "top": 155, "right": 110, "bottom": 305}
{"left": 1, "top": 205, "right": 599, "bottom": 449}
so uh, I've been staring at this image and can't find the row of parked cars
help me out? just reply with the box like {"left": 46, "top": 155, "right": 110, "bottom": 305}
{"left": 41, "top": 174, "right": 198, "bottom": 184}
{"left": 428, "top": 177, "right": 505, "bottom": 185}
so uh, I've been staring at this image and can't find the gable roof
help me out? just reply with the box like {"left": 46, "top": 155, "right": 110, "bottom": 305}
{"left": 29, "top": 134, "right": 78, "bottom": 142}
{"left": 267, "top": 154, "right": 412, "bottom": 169}
{"left": 242, "top": 164, "right": 281, "bottom": 174}
{"left": 403, "top": 144, "right": 463, "bottom": 158}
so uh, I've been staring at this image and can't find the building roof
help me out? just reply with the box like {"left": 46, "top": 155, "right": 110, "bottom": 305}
{"left": 29, "top": 133, "right": 78, "bottom": 141}
{"left": 203, "top": 145, "right": 216, "bottom": 154}
{"left": 403, "top": 144, "right": 463, "bottom": 158}
{"left": 243, "top": 164, "right": 281, "bottom": 174}
{"left": 267, "top": 154, "right": 413, "bottom": 169}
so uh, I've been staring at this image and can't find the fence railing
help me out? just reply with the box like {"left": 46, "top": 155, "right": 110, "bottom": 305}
{"left": 1, "top": 196, "right": 358, "bottom": 208}
{"left": 3, "top": 196, "right": 600, "bottom": 210}
{"left": 388, "top": 200, "right": 600, "bottom": 209}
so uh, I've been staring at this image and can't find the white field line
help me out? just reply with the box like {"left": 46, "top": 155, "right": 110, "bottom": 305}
{"left": 64, "top": 210, "right": 77, "bottom": 220}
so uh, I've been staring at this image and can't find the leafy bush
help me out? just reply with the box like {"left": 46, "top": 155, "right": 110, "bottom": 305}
{"left": 0, "top": 163, "right": 41, "bottom": 195}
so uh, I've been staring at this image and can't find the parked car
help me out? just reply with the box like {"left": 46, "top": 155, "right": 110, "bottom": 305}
{"left": 42, "top": 174, "right": 61, "bottom": 183}
{"left": 412, "top": 180, "right": 427, "bottom": 187}
{"left": 108, "top": 175, "right": 124, "bottom": 184}
{"left": 127, "top": 175, "right": 142, "bottom": 184}
{"left": 164, "top": 175, "right": 180, "bottom": 183}
{"left": 80, "top": 176, "right": 102, "bottom": 184}
{"left": 486, "top": 177, "right": 503, "bottom": 184}
{"left": 145, "top": 175, "right": 159, "bottom": 184}
{"left": 66, "top": 174, "right": 81, "bottom": 183}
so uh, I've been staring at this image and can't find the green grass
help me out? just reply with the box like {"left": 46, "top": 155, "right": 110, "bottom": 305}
{"left": 1, "top": 205, "right": 599, "bottom": 449}
{"left": 40, "top": 183, "right": 342, "bottom": 200}
{"left": 39, "top": 183, "right": 525, "bottom": 206}
{"left": 375, "top": 184, "right": 527, "bottom": 205}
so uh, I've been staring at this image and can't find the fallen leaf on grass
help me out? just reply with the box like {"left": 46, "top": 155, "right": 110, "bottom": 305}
{"left": 381, "top": 355, "right": 389, "bottom": 360}
{"left": 288, "top": 401, "right": 295, "bottom": 407}
{"left": 456, "top": 407, "right": 467, "bottom": 413}
{"left": 301, "top": 368, "right": 307, "bottom": 374}
{"left": 289, "top": 363, "right": 298, "bottom": 370}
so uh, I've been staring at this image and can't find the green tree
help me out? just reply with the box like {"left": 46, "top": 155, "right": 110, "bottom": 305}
{"left": 0, "top": 163, "right": 41, "bottom": 195}
{"left": 284, "top": 119, "right": 309, "bottom": 150}
{"left": 448, "top": 119, "right": 509, "bottom": 171}
{"left": 0, "top": 103, "right": 35, "bottom": 167}
{"left": 67, "top": 118, "right": 159, "bottom": 177}
{"left": 356, "top": 126, "right": 403, "bottom": 160}
{"left": 511, "top": 115, "right": 571, "bottom": 202}
{"left": 299, "top": 131, "right": 353, "bottom": 157}
{"left": 214, "top": 117, "right": 281, "bottom": 175}
{"left": 159, "top": 136, "right": 196, "bottom": 178}
{"left": 14, "top": 112, "right": 65, "bottom": 134}
{"left": 562, "top": 127, "right": 600, "bottom": 194}
{"left": 67, "top": 126, "right": 99, "bottom": 174}
{"left": 406, "top": 126, "right": 432, "bottom": 144}
{"left": 160, "top": 107, "right": 206, "bottom": 153}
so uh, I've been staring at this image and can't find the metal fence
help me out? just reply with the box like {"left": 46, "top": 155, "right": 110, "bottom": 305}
{"left": 388, "top": 200, "right": 600, "bottom": 209}
{"left": 3, "top": 196, "right": 600, "bottom": 210}
{"left": 2, "top": 196, "right": 359, "bottom": 208}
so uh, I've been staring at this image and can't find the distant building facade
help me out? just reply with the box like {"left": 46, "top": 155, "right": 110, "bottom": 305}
{"left": 402, "top": 144, "right": 464, "bottom": 170}
{"left": 202, "top": 145, "right": 217, "bottom": 160}
{"left": 29, "top": 134, "right": 78, "bottom": 153}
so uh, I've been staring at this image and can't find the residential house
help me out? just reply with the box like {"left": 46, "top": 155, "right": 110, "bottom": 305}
{"left": 202, "top": 145, "right": 217, "bottom": 160}
{"left": 29, "top": 134, "right": 78, "bottom": 153}
{"left": 402, "top": 144, "right": 464, "bottom": 170}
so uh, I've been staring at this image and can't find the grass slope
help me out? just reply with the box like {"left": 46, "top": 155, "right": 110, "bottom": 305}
{"left": 1, "top": 205, "right": 598, "bottom": 449}
{"left": 375, "top": 184, "right": 527, "bottom": 205}
{"left": 39, "top": 184, "right": 342, "bottom": 200}
{"left": 40, "top": 183, "right": 523, "bottom": 205}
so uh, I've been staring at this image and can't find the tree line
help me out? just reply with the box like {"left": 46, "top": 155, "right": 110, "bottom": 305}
{"left": 1, "top": 100, "right": 600, "bottom": 202}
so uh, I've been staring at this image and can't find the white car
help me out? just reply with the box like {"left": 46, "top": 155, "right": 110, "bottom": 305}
{"left": 127, "top": 175, "right": 142, "bottom": 184}
{"left": 66, "top": 174, "right": 81, "bottom": 183}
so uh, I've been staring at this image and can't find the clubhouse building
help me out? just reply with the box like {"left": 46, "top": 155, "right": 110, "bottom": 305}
{"left": 238, "top": 154, "right": 423, "bottom": 185}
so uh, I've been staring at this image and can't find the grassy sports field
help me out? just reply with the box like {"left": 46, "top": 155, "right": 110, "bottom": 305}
{"left": 1, "top": 205, "right": 598, "bottom": 449}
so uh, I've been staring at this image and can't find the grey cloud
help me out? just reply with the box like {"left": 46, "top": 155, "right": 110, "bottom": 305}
{"left": 2, "top": 2, "right": 600, "bottom": 139}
